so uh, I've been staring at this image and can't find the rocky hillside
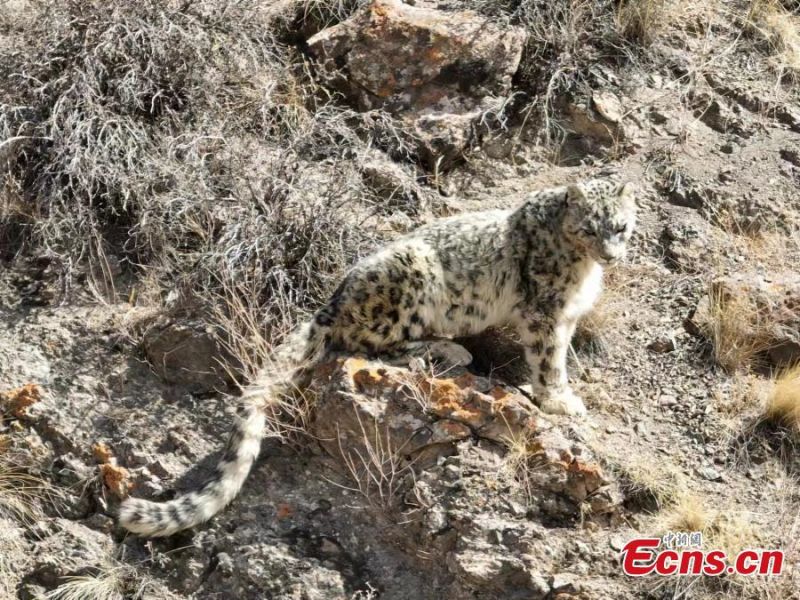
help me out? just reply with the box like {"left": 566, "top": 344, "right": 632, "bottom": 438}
{"left": 1, "top": 0, "right": 800, "bottom": 598}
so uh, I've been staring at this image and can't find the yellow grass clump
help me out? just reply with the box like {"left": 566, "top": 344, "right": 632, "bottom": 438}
{"left": 617, "top": 0, "right": 668, "bottom": 45}
{"left": 765, "top": 363, "right": 800, "bottom": 431}
{"left": 748, "top": 0, "right": 800, "bottom": 79}
{"left": 706, "top": 286, "right": 772, "bottom": 373}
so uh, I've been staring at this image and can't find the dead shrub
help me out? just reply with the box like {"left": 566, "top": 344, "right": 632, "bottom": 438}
{"left": 0, "top": 0, "right": 395, "bottom": 347}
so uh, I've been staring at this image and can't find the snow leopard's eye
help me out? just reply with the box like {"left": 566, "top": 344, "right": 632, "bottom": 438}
{"left": 581, "top": 227, "right": 595, "bottom": 236}
{"left": 614, "top": 224, "right": 627, "bottom": 235}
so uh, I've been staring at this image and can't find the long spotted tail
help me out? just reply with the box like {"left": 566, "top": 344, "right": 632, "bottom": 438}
{"left": 118, "top": 322, "right": 324, "bottom": 536}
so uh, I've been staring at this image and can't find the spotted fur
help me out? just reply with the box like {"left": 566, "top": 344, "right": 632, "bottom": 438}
{"left": 118, "top": 178, "right": 637, "bottom": 536}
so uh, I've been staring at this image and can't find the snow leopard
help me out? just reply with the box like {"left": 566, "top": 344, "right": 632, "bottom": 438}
{"left": 119, "top": 177, "right": 637, "bottom": 536}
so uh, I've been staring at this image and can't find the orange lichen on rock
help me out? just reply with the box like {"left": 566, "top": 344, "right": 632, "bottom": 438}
{"left": 92, "top": 441, "right": 132, "bottom": 498}
{"left": 92, "top": 442, "right": 115, "bottom": 464}
{"left": 343, "top": 358, "right": 398, "bottom": 394}
{"left": 276, "top": 503, "right": 294, "bottom": 519}
{"left": 419, "top": 377, "right": 488, "bottom": 427}
{"left": 1, "top": 384, "right": 42, "bottom": 418}
{"left": 100, "top": 463, "right": 132, "bottom": 499}
{"left": 488, "top": 386, "right": 511, "bottom": 401}
{"left": 452, "top": 373, "right": 476, "bottom": 389}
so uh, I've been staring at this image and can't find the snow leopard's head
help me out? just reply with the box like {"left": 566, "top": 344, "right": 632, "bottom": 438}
{"left": 562, "top": 179, "right": 637, "bottom": 265}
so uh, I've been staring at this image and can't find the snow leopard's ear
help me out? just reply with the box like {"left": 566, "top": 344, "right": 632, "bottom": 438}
{"left": 617, "top": 182, "right": 636, "bottom": 210}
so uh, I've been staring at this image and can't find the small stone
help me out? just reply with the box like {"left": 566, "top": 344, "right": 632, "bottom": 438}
{"left": 659, "top": 394, "right": 677, "bottom": 407}
{"left": 83, "top": 513, "right": 114, "bottom": 533}
{"left": 779, "top": 148, "right": 800, "bottom": 167}
{"left": 592, "top": 90, "right": 624, "bottom": 123}
{"left": 647, "top": 336, "right": 676, "bottom": 353}
{"left": 551, "top": 573, "right": 580, "bottom": 594}
{"left": 215, "top": 552, "right": 234, "bottom": 576}
{"left": 634, "top": 422, "right": 647, "bottom": 435}
{"left": 609, "top": 535, "right": 626, "bottom": 551}
{"left": 698, "top": 466, "right": 723, "bottom": 482}
{"left": 582, "top": 367, "right": 603, "bottom": 383}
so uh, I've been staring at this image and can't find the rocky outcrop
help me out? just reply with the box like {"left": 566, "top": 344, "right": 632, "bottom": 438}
{"left": 307, "top": 358, "right": 622, "bottom": 596}
{"left": 307, "top": 0, "right": 526, "bottom": 167}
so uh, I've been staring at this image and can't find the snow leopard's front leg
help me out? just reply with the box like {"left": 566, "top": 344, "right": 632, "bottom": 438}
{"left": 517, "top": 317, "right": 586, "bottom": 417}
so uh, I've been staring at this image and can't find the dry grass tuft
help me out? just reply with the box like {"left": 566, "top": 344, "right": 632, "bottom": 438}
{"left": 765, "top": 363, "right": 800, "bottom": 431}
{"left": 657, "top": 494, "right": 761, "bottom": 556}
{"left": 613, "top": 454, "right": 686, "bottom": 509}
{"left": 45, "top": 561, "right": 172, "bottom": 600}
{"left": 659, "top": 493, "right": 712, "bottom": 533}
{"left": 333, "top": 411, "right": 414, "bottom": 512}
{"left": 616, "top": 0, "right": 668, "bottom": 45}
{"left": 706, "top": 285, "right": 772, "bottom": 373}
{"left": 748, "top": 0, "right": 800, "bottom": 79}
{"left": 0, "top": 436, "right": 57, "bottom": 525}
{"left": 501, "top": 427, "right": 538, "bottom": 505}
{"left": 0, "top": 434, "right": 64, "bottom": 596}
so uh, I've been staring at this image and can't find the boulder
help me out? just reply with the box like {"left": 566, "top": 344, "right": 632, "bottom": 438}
{"left": 310, "top": 358, "right": 516, "bottom": 471}
{"left": 309, "top": 357, "right": 621, "bottom": 518}
{"left": 307, "top": 0, "right": 526, "bottom": 167}
{"left": 359, "top": 150, "right": 425, "bottom": 213}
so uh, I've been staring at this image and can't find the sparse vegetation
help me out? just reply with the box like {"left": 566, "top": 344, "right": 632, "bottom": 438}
{"left": 334, "top": 411, "right": 415, "bottom": 512}
{"left": 0, "top": 0, "right": 386, "bottom": 332}
{"left": 765, "top": 363, "right": 800, "bottom": 431}
{"left": 0, "top": 435, "right": 55, "bottom": 525}
{"left": 658, "top": 493, "right": 712, "bottom": 533}
{"left": 611, "top": 454, "right": 686, "bottom": 509}
{"left": 616, "top": 0, "right": 668, "bottom": 45}
{"left": 501, "top": 427, "right": 539, "bottom": 505}
{"left": 46, "top": 562, "right": 170, "bottom": 600}
{"left": 706, "top": 285, "right": 771, "bottom": 373}
{"left": 0, "top": 435, "right": 61, "bottom": 597}
{"left": 747, "top": 0, "right": 800, "bottom": 79}
{"left": 656, "top": 494, "right": 761, "bottom": 556}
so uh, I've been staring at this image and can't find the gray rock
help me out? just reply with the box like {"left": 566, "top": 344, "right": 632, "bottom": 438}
{"left": 647, "top": 335, "right": 676, "bottom": 353}
{"left": 551, "top": 572, "right": 580, "bottom": 594}
{"left": 659, "top": 394, "right": 678, "bottom": 407}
